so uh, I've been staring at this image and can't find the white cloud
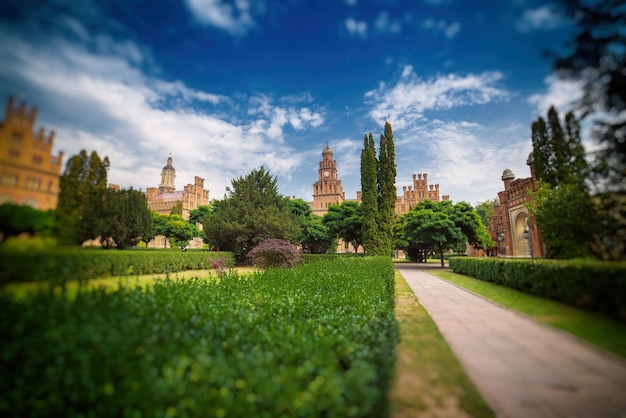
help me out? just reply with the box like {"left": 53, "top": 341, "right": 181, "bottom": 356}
{"left": 516, "top": 6, "right": 569, "bottom": 32}
{"left": 374, "top": 12, "right": 403, "bottom": 34}
{"left": 365, "top": 66, "right": 510, "bottom": 129}
{"left": 527, "top": 75, "right": 583, "bottom": 116}
{"left": 421, "top": 19, "right": 461, "bottom": 39}
{"left": 444, "top": 22, "right": 461, "bottom": 39}
{"left": 394, "top": 120, "right": 533, "bottom": 204}
{"left": 184, "top": 0, "right": 257, "bottom": 36}
{"left": 345, "top": 18, "right": 367, "bottom": 39}
{"left": 0, "top": 26, "right": 324, "bottom": 199}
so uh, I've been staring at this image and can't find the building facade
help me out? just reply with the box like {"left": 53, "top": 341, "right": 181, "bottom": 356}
{"left": 312, "top": 145, "right": 345, "bottom": 216}
{"left": 394, "top": 173, "right": 450, "bottom": 216}
{"left": 0, "top": 97, "right": 64, "bottom": 210}
{"left": 145, "top": 156, "right": 210, "bottom": 248}
{"left": 489, "top": 154, "right": 545, "bottom": 257}
{"left": 145, "top": 156, "right": 210, "bottom": 220}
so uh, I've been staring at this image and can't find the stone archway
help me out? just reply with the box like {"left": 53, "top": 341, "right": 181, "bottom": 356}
{"left": 512, "top": 211, "right": 529, "bottom": 256}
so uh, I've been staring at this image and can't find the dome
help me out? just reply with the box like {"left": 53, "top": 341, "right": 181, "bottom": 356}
{"left": 162, "top": 156, "right": 175, "bottom": 171}
{"left": 501, "top": 168, "right": 515, "bottom": 181}
{"left": 526, "top": 152, "right": 534, "bottom": 166}
{"left": 322, "top": 145, "right": 333, "bottom": 155}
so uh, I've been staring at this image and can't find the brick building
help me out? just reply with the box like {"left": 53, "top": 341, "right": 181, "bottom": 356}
{"left": 0, "top": 97, "right": 64, "bottom": 210}
{"left": 145, "top": 155, "right": 210, "bottom": 248}
{"left": 490, "top": 154, "right": 545, "bottom": 257}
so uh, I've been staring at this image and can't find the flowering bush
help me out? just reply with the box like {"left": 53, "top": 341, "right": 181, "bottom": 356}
{"left": 246, "top": 239, "right": 301, "bottom": 268}
{"left": 210, "top": 257, "right": 229, "bottom": 278}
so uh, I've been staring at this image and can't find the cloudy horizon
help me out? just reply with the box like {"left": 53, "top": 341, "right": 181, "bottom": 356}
{"left": 0, "top": 0, "right": 582, "bottom": 205}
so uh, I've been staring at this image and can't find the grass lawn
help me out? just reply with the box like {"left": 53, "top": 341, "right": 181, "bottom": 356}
{"left": 389, "top": 271, "right": 493, "bottom": 418}
{"left": 2, "top": 267, "right": 257, "bottom": 299}
{"left": 429, "top": 269, "right": 626, "bottom": 359}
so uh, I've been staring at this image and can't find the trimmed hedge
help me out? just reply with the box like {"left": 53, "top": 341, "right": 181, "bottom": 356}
{"left": 449, "top": 257, "right": 626, "bottom": 320}
{"left": 0, "top": 256, "right": 398, "bottom": 417}
{"left": 0, "top": 248, "right": 235, "bottom": 285}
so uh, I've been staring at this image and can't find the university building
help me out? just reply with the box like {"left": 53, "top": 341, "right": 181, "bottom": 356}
{"left": 0, "top": 97, "right": 64, "bottom": 210}
{"left": 489, "top": 154, "right": 545, "bottom": 257}
{"left": 310, "top": 144, "right": 449, "bottom": 253}
{"left": 145, "top": 155, "right": 210, "bottom": 248}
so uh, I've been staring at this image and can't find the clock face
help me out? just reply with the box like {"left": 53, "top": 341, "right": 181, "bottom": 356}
{"left": 323, "top": 170, "right": 330, "bottom": 178}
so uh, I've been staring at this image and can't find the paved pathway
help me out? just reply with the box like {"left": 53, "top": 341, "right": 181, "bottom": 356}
{"left": 396, "top": 263, "right": 626, "bottom": 418}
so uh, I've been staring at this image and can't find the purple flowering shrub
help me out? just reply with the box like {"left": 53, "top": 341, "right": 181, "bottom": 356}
{"left": 211, "top": 257, "right": 228, "bottom": 278}
{"left": 246, "top": 239, "right": 301, "bottom": 268}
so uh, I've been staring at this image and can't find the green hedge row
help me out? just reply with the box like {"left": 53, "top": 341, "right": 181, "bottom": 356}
{"left": 449, "top": 257, "right": 626, "bottom": 320}
{"left": 0, "top": 257, "right": 398, "bottom": 417}
{"left": 0, "top": 249, "right": 235, "bottom": 285}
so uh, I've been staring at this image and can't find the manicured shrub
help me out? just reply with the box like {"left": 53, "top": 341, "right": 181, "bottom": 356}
{"left": 449, "top": 257, "right": 626, "bottom": 320}
{"left": 0, "top": 248, "right": 235, "bottom": 285}
{"left": 246, "top": 238, "right": 301, "bottom": 268}
{"left": 0, "top": 257, "right": 398, "bottom": 417}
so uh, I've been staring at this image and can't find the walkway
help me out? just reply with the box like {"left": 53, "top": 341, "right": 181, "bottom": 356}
{"left": 396, "top": 263, "right": 626, "bottom": 418}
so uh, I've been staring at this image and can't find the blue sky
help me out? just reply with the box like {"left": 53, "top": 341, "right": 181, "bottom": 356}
{"left": 0, "top": 0, "right": 582, "bottom": 205}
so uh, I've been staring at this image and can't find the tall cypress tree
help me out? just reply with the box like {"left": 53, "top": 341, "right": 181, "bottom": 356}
{"left": 531, "top": 106, "right": 588, "bottom": 189}
{"left": 361, "top": 132, "right": 381, "bottom": 254}
{"left": 378, "top": 121, "right": 397, "bottom": 256}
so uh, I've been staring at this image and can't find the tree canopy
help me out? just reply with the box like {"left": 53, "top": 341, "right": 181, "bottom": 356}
{"left": 360, "top": 121, "right": 397, "bottom": 256}
{"left": 286, "top": 198, "right": 334, "bottom": 254}
{"left": 202, "top": 167, "right": 300, "bottom": 262}
{"left": 82, "top": 187, "right": 152, "bottom": 249}
{"left": 550, "top": 0, "right": 626, "bottom": 187}
{"left": 322, "top": 201, "right": 363, "bottom": 253}
{"left": 398, "top": 200, "right": 493, "bottom": 265}
{"left": 54, "top": 150, "right": 110, "bottom": 245}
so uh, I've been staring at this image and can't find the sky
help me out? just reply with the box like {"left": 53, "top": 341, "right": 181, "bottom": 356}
{"left": 0, "top": 0, "right": 583, "bottom": 205}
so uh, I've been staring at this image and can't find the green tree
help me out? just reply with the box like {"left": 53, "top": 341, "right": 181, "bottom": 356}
{"left": 448, "top": 201, "right": 494, "bottom": 250}
{"left": 170, "top": 200, "right": 183, "bottom": 216}
{"left": 54, "top": 150, "right": 109, "bottom": 245}
{"left": 528, "top": 182, "right": 595, "bottom": 259}
{"left": 139, "top": 210, "right": 162, "bottom": 246}
{"left": 202, "top": 167, "right": 300, "bottom": 262}
{"left": 550, "top": 0, "right": 626, "bottom": 187}
{"left": 188, "top": 205, "right": 212, "bottom": 225}
{"left": 322, "top": 201, "right": 363, "bottom": 253}
{"left": 163, "top": 215, "right": 196, "bottom": 248}
{"left": 0, "top": 203, "right": 55, "bottom": 239}
{"left": 286, "top": 198, "right": 334, "bottom": 254}
{"left": 531, "top": 106, "right": 588, "bottom": 189}
{"left": 402, "top": 207, "right": 464, "bottom": 266}
{"left": 361, "top": 132, "right": 380, "bottom": 254}
{"left": 474, "top": 200, "right": 495, "bottom": 230}
{"left": 377, "top": 121, "right": 397, "bottom": 256}
{"left": 81, "top": 187, "right": 152, "bottom": 249}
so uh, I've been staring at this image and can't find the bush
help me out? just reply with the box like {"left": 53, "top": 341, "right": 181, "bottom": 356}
{"left": 0, "top": 257, "right": 398, "bottom": 417}
{"left": 246, "top": 239, "right": 301, "bottom": 268}
{"left": 0, "top": 248, "right": 235, "bottom": 285}
{"left": 449, "top": 257, "right": 626, "bottom": 320}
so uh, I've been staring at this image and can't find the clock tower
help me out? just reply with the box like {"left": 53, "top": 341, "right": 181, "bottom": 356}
{"left": 312, "top": 144, "right": 345, "bottom": 215}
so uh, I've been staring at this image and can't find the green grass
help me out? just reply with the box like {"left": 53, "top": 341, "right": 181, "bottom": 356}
{"left": 429, "top": 269, "right": 626, "bottom": 359}
{"left": 2, "top": 267, "right": 257, "bottom": 299}
{"left": 389, "top": 271, "right": 493, "bottom": 418}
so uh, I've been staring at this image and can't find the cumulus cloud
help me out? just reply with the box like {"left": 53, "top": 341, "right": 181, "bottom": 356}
{"left": 516, "top": 6, "right": 569, "bottom": 32}
{"left": 421, "top": 18, "right": 462, "bottom": 39}
{"left": 365, "top": 65, "right": 509, "bottom": 129}
{"left": 184, "top": 0, "right": 259, "bottom": 36}
{"left": 345, "top": 18, "right": 368, "bottom": 39}
{"left": 0, "top": 23, "right": 323, "bottom": 199}
{"left": 527, "top": 75, "right": 583, "bottom": 116}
